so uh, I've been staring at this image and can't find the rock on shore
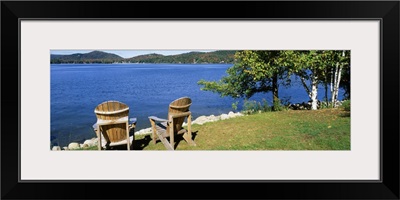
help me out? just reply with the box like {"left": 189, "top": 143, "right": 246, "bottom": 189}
{"left": 68, "top": 142, "right": 80, "bottom": 150}
{"left": 287, "top": 100, "right": 345, "bottom": 110}
{"left": 189, "top": 111, "right": 243, "bottom": 125}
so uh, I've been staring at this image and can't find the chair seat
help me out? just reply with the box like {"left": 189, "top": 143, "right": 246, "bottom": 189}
{"left": 101, "top": 136, "right": 134, "bottom": 147}
{"left": 155, "top": 122, "right": 169, "bottom": 138}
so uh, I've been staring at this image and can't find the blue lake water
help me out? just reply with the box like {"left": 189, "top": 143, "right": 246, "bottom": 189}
{"left": 51, "top": 63, "right": 344, "bottom": 147}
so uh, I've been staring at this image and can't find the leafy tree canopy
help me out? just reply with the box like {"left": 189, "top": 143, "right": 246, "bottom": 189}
{"left": 198, "top": 50, "right": 289, "bottom": 100}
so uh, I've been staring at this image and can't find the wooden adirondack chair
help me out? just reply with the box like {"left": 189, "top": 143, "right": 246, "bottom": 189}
{"left": 148, "top": 97, "right": 196, "bottom": 150}
{"left": 93, "top": 100, "right": 137, "bottom": 150}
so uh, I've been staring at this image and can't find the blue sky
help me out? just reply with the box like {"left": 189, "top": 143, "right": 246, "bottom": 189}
{"left": 50, "top": 50, "right": 214, "bottom": 58}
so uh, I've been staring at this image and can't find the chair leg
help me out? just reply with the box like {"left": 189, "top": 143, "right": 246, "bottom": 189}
{"left": 126, "top": 122, "right": 130, "bottom": 150}
{"left": 184, "top": 115, "right": 196, "bottom": 146}
{"left": 96, "top": 125, "right": 101, "bottom": 150}
{"left": 169, "top": 119, "right": 174, "bottom": 150}
{"left": 187, "top": 114, "right": 192, "bottom": 140}
{"left": 149, "top": 119, "right": 157, "bottom": 144}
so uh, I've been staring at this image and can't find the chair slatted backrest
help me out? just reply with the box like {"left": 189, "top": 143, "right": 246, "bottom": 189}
{"left": 167, "top": 97, "right": 192, "bottom": 135}
{"left": 94, "top": 101, "right": 129, "bottom": 143}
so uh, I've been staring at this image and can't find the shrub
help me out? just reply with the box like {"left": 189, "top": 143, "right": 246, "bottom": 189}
{"left": 320, "top": 101, "right": 333, "bottom": 109}
{"left": 242, "top": 99, "right": 272, "bottom": 114}
{"left": 342, "top": 100, "right": 350, "bottom": 111}
{"left": 231, "top": 101, "right": 239, "bottom": 111}
{"left": 243, "top": 100, "right": 259, "bottom": 114}
{"left": 261, "top": 99, "right": 272, "bottom": 112}
{"left": 273, "top": 96, "right": 284, "bottom": 111}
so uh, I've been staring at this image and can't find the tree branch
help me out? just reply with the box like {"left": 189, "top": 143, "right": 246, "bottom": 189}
{"left": 300, "top": 76, "right": 312, "bottom": 98}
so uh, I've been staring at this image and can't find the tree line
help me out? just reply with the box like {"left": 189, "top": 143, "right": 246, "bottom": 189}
{"left": 198, "top": 50, "right": 350, "bottom": 110}
{"left": 127, "top": 51, "right": 236, "bottom": 64}
{"left": 51, "top": 50, "right": 236, "bottom": 64}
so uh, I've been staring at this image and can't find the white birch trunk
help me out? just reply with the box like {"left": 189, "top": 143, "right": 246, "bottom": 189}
{"left": 331, "top": 50, "right": 345, "bottom": 108}
{"left": 331, "top": 63, "right": 338, "bottom": 105}
{"left": 300, "top": 71, "right": 318, "bottom": 110}
{"left": 330, "top": 68, "right": 334, "bottom": 98}
{"left": 333, "top": 64, "right": 343, "bottom": 107}
{"left": 311, "top": 75, "right": 318, "bottom": 110}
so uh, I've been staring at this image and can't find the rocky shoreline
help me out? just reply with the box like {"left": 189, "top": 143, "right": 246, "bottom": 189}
{"left": 51, "top": 111, "right": 244, "bottom": 151}
{"left": 287, "top": 100, "right": 345, "bottom": 110}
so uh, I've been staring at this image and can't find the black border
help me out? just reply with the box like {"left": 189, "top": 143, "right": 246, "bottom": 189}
{"left": 2, "top": 1, "right": 399, "bottom": 199}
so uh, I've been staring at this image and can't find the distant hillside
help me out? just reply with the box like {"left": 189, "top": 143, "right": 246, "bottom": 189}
{"left": 50, "top": 54, "right": 64, "bottom": 60}
{"left": 129, "top": 53, "right": 165, "bottom": 62}
{"left": 127, "top": 51, "right": 236, "bottom": 64}
{"left": 50, "top": 50, "right": 236, "bottom": 64}
{"left": 51, "top": 51, "right": 123, "bottom": 64}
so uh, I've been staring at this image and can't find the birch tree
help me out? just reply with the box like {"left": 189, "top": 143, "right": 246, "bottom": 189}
{"left": 198, "top": 50, "right": 350, "bottom": 111}
{"left": 286, "top": 50, "right": 331, "bottom": 110}
{"left": 330, "top": 50, "right": 350, "bottom": 107}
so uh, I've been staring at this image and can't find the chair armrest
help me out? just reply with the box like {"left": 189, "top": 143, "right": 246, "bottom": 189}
{"left": 129, "top": 118, "right": 137, "bottom": 129}
{"left": 92, "top": 123, "right": 98, "bottom": 130}
{"left": 148, "top": 116, "right": 169, "bottom": 122}
{"left": 130, "top": 118, "right": 137, "bottom": 124}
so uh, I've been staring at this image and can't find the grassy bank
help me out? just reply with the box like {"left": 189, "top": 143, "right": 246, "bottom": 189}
{"left": 129, "top": 108, "right": 350, "bottom": 150}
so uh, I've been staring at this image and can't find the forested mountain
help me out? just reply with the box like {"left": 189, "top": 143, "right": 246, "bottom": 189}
{"left": 127, "top": 51, "right": 236, "bottom": 64}
{"left": 51, "top": 51, "right": 123, "bottom": 64}
{"left": 50, "top": 50, "right": 236, "bottom": 64}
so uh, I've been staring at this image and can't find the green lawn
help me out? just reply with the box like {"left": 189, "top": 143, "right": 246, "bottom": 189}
{"left": 129, "top": 108, "right": 350, "bottom": 150}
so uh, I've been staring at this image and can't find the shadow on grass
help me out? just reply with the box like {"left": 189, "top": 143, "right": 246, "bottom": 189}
{"left": 174, "top": 131, "right": 198, "bottom": 149}
{"left": 133, "top": 135, "right": 152, "bottom": 150}
{"left": 340, "top": 112, "right": 351, "bottom": 118}
{"left": 106, "top": 129, "right": 199, "bottom": 150}
{"left": 102, "top": 128, "right": 152, "bottom": 150}
{"left": 151, "top": 130, "right": 199, "bottom": 150}
{"left": 104, "top": 134, "right": 152, "bottom": 150}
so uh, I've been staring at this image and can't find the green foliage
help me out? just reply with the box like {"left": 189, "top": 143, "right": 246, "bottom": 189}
{"left": 237, "top": 51, "right": 292, "bottom": 80}
{"left": 281, "top": 50, "right": 351, "bottom": 110}
{"left": 261, "top": 99, "right": 271, "bottom": 112}
{"left": 243, "top": 100, "right": 260, "bottom": 115}
{"left": 231, "top": 101, "right": 239, "bottom": 111}
{"left": 198, "top": 50, "right": 351, "bottom": 112}
{"left": 198, "top": 50, "right": 289, "bottom": 101}
{"left": 198, "top": 61, "right": 257, "bottom": 98}
{"left": 273, "top": 96, "right": 285, "bottom": 111}
{"left": 242, "top": 99, "right": 272, "bottom": 114}
{"left": 341, "top": 100, "right": 351, "bottom": 111}
{"left": 339, "top": 51, "right": 351, "bottom": 99}
{"left": 319, "top": 101, "right": 333, "bottom": 109}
